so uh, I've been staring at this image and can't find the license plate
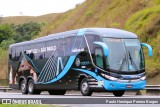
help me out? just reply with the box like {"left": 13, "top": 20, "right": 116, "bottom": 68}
{"left": 126, "top": 84, "right": 133, "bottom": 88}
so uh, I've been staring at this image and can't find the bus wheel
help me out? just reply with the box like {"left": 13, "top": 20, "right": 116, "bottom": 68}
{"left": 20, "top": 79, "right": 28, "bottom": 94}
{"left": 80, "top": 78, "right": 93, "bottom": 96}
{"left": 48, "top": 90, "right": 66, "bottom": 95}
{"left": 113, "top": 90, "right": 125, "bottom": 97}
{"left": 28, "top": 79, "right": 41, "bottom": 95}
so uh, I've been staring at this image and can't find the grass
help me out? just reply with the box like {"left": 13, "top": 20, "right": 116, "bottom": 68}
{"left": 1, "top": 13, "right": 60, "bottom": 25}
{"left": 0, "top": 79, "right": 8, "bottom": 86}
{"left": 0, "top": 48, "right": 8, "bottom": 80}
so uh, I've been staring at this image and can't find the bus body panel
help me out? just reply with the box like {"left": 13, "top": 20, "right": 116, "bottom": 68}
{"left": 8, "top": 28, "right": 146, "bottom": 93}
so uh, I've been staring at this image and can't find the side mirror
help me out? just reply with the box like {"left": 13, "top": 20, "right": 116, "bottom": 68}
{"left": 141, "top": 43, "right": 152, "bottom": 57}
{"left": 93, "top": 42, "right": 108, "bottom": 57}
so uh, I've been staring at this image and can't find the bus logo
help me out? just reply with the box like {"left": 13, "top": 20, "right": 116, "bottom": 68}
{"left": 75, "top": 58, "right": 80, "bottom": 66}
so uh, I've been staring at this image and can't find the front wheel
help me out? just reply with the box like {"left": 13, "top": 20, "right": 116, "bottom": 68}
{"left": 113, "top": 90, "right": 125, "bottom": 97}
{"left": 48, "top": 90, "right": 66, "bottom": 95}
{"left": 80, "top": 78, "right": 93, "bottom": 96}
{"left": 28, "top": 79, "right": 41, "bottom": 95}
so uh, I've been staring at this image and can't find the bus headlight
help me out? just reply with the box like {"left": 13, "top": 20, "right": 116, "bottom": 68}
{"left": 140, "top": 76, "right": 146, "bottom": 80}
{"left": 101, "top": 73, "right": 118, "bottom": 81}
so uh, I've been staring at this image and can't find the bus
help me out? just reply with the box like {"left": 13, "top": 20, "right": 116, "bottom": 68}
{"left": 8, "top": 28, "right": 152, "bottom": 96}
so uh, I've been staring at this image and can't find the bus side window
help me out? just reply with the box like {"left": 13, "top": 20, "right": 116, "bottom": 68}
{"left": 11, "top": 48, "right": 16, "bottom": 61}
{"left": 95, "top": 48, "right": 104, "bottom": 69}
{"left": 9, "top": 48, "right": 12, "bottom": 60}
{"left": 45, "top": 40, "right": 57, "bottom": 58}
{"left": 58, "top": 39, "right": 64, "bottom": 57}
{"left": 64, "top": 37, "right": 71, "bottom": 56}
{"left": 16, "top": 46, "right": 23, "bottom": 61}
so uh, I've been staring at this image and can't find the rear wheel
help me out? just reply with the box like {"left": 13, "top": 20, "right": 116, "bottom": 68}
{"left": 48, "top": 90, "right": 66, "bottom": 95}
{"left": 20, "top": 79, "right": 28, "bottom": 94}
{"left": 80, "top": 78, "right": 93, "bottom": 96}
{"left": 28, "top": 79, "right": 41, "bottom": 95}
{"left": 113, "top": 90, "right": 125, "bottom": 97}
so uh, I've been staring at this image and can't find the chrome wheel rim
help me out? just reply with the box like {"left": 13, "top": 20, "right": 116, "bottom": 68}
{"left": 29, "top": 82, "right": 33, "bottom": 93}
{"left": 82, "top": 82, "right": 88, "bottom": 93}
{"left": 21, "top": 81, "right": 26, "bottom": 92}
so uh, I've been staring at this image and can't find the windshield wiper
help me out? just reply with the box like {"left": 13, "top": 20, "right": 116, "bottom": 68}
{"left": 128, "top": 51, "right": 138, "bottom": 71}
{"left": 119, "top": 54, "right": 127, "bottom": 71}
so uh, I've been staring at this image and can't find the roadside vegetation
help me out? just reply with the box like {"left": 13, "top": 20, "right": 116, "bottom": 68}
{"left": 0, "top": 22, "right": 43, "bottom": 80}
{"left": 0, "top": 0, "right": 160, "bottom": 84}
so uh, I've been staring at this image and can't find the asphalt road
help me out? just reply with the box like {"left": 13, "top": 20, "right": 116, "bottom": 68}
{"left": 0, "top": 92, "right": 159, "bottom": 98}
{"left": 0, "top": 90, "right": 160, "bottom": 107}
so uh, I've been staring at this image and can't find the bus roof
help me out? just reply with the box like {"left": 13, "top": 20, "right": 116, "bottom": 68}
{"left": 9, "top": 28, "right": 138, "bottom": 48}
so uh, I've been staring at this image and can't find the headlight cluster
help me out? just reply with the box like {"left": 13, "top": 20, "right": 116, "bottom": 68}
{"left": 101, "top": 73, "right": 146, "bottom": 81}
{"left": 101, "top": 73, "right": 118, "bottom": 81}
{"left": 140, "top": 76, "right": 146, "bottom": 80}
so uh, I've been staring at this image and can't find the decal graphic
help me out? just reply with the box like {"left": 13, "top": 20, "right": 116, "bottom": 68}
{"left": 9, "top": 29, "right": 86, "bottom": 84}
{"left": 26, "top": 45, "right": 57, "bottom": 54}
{"left": 72, "top": 48, "right": 84, "bottom": 53}
{"left": 75, "top": 58, "right": 80, "bottom": 67}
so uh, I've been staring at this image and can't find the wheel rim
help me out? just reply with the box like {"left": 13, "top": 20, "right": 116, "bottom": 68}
{"left": 82, "top": 82, "right": 88, "bottom": 94}
{"left": 28, "top": 82, "right": 33, "bottom": 93}
{"left": 21, "top": 81, "right": 26, "bottom": 93}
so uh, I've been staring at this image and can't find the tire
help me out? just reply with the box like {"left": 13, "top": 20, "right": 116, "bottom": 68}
{"left": 28, "top": 79, "right": 41, "bottom": 95}
{"left": 48, "top": 90, "right": 66, "bottom": 95}
{"left": 20, "top": 79, "right": 28, "bottom": 94}
{"left": 113, "top": 90, "right": 125, "bottom": 97}
{"left": 80, "top": 78, "right": 93, "bottom": 96}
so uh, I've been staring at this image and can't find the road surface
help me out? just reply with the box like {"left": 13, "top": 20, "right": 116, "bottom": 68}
{"left": 0, "top": 90, "right": 160, "bottom": 107}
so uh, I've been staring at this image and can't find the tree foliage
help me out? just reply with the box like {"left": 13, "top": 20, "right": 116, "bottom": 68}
{"left": 0, "top": 39, "right": 15, "bottom": 50}
{"left": 14, "top": 22, "right": 41, "bottom": 42}
{"left": 0, "top": 22, "right": 42, "bottom": 50}
{"left": 0, "top": 24, "right": 15, "bottom": 43}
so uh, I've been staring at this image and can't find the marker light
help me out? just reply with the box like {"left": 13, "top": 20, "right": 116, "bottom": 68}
{"left": 140, "top": 76, "right": 146, "bottom": 80}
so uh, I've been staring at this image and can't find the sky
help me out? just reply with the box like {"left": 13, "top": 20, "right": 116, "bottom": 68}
{"left": 0, "top": 0, "right": 85, "bottom": 17}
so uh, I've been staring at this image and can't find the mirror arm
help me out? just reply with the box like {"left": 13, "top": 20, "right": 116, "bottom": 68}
{"left": 141, "top": 43, "right": 152, "bottom": 57}
{"left": 93, "top": 42, "right": 108, "bottom": 57}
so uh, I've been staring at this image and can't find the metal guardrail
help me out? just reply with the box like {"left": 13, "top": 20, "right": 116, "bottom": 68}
{"left": 0, "top": 86, "right": 12, "bottom": 92}
{"left": 144, "top": 85, "right": 160, "bottom": 95}
{"left": 0, "top": 85, "right": 160, "bottom": 93}
{"left": 145, "top": 85, "right": 160, "bottom": 90}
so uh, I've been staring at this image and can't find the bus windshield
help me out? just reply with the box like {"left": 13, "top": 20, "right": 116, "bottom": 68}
{"left": 103, "top": 38, "right": 144, "bottom": 72}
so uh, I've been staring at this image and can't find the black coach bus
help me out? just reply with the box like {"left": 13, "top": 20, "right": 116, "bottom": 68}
{"left": 8, "top": 28, "right": 152, "bottom": 96}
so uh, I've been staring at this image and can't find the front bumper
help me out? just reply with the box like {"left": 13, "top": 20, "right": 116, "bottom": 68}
{"left": 103, "top": 80, "right": 146, "bottom": 90}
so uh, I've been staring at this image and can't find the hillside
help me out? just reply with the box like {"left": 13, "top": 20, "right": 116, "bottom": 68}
{"left": 1, "top": 0, "right": 160, "bottom": 84}
{"left": 0, "top": 13, "right": 61, "bottom": 25}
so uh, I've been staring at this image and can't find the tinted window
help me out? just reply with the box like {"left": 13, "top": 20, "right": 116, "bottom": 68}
{"left": 16, "top": 46, "right": 23, "bottom": 61}
{"left": 58, "top": 39, "right": 64, "bottom": 57}
{"left": 11, "top": 46, "right": 23, "bottom": 61}
{"left": 95, "top": 48, "right": 104, "bottom": 69}
{"left": 24, "top": 42, "right": 45, "bottom": 60}
{"left": 45, "top": 40, "right": 57, "bottom": 58}
{"left": 85, "top": 35, "right": 96, "bottom": 53}
{"left": 71, "top": 36, "right": 84, "bottom": 56}
{"left": 64, "top": 37, "right": 71, "bottom": 56}
{"left": 9, "top": 48, "right": 12, "bottom": 60}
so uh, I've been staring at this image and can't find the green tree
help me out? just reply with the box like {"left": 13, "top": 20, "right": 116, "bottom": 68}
{"left": 0, "top": 24, "right": 15, "bottom": 43}
{"left": 14, "top": 22, "right": 41, "bottom": 42}
{"left": 0, "top": 39, "right": 15, "bottom": 50}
